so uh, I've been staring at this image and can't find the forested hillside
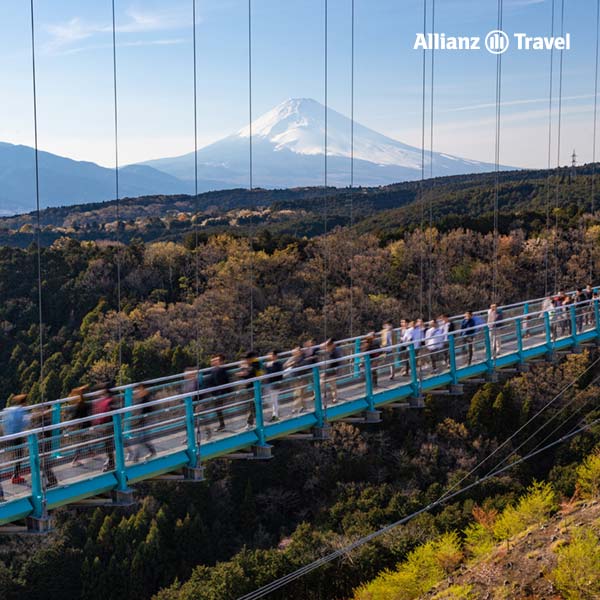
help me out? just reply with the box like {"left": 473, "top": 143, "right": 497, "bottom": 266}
{"left": 1, "top": 165, "right": 597, "bottom": 248}
{"left": 1, "top": 171, "right": 600, "bottom": 599}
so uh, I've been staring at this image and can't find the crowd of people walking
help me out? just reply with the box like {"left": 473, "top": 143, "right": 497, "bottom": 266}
{"left": 1, "top": 286, "right": 598, "bottom": 495}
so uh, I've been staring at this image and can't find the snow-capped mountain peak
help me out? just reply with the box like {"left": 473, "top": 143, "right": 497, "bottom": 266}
{"left": 237, "top": 97, "right": 422, "bottom": 168}
{"left": 138, "top": 98, "right": 510, "bottom": 188}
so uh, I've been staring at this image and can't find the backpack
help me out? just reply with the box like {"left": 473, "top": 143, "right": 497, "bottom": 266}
{"left": 93, "top": 396, "right": 113, "bottom": 426}
{"left": 2, "top": 406, "right": 24, "bottom": 435}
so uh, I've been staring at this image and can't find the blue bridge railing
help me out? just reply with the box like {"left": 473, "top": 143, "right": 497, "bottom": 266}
{"left": 0, "top": 293, "right": 598, "bottom": 526}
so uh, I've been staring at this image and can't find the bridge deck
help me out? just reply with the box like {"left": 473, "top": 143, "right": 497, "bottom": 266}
{"left": 0, "top": 295, "right": 598, "bottom": 526}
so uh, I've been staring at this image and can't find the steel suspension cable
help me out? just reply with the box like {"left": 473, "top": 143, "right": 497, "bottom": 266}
{"left": 544, "top": 0, "right": 555, "bottom": 297}
{"left": 111, "top": 0, "right": 123, "bottom": 381}
{"left": 237, "top": 413, "right": 600, "bottom": 600}
{"left": 349, "top": 0, "right": 355, "bottom": 337}
{"left": 29, "top": 0, "right": 48, "bottom": 508}
{"left": 553, "top": 0, "right": 566, "bottom": 292}
{"left": 437, "top": 352, "right": 600, "bottom": 504}
{"left": 419, "top": 0, "right": 427, "bottom": 319}
{"left": 483, "top": 362, "right": 600, "bottom": 478}
{"left": 323, "top": 0, "right": 329, "bottom": 341}
{"left": 492, "top": 0, "right": 504, "bottom": 304}
{"left": 427, "top": 0, "right": 435, "bottom": 321}
{"left": 29, "top": 0, "right": 44, "bottom": 402}
{"left": 192, "top": 0, "right": 200, "bottom": 369}
{"left": 248, "top": 0, "right": 255, "bottom": 351}
{"left": 590, "top": 0, "right": 600, "bottom": 284}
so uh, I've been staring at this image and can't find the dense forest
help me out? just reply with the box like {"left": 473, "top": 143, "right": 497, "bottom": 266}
{"left": 1, "top": 171, "right": 600, "bottom": 599}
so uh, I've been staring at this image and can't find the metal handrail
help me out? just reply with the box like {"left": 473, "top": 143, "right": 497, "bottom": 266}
{"left": 2, "top": 296, "right": 594, "bottom": 444}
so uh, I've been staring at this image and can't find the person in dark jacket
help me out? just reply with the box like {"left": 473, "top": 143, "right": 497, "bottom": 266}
{"left": 460, "top": 312, "right": 476, "bottom": 366}
{"left": 285, "top": 347, "right": 308, "bottom": 413}
{"left": 131, "top": 384, "right": 157, "bottom": 462}
{"left": 238, "top": 352, "right": 260, "bottom": 429}
{"left": 70, "top": 385, "right": 91, "bottom": 467}
{"left": 322, "top": 338, "right": 342, "bottom": 404}
{"left": 206, "top": 354, "right": 230, "bottom": 432}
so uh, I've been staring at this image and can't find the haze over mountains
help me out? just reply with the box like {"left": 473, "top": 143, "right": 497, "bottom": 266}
{"left": 1, "top": 98, "right": 508, "bottom": 216}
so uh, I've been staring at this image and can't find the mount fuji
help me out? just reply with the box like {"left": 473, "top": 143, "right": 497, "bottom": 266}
{"left": 139, "top": 97, "right": 506, "bottom": 187}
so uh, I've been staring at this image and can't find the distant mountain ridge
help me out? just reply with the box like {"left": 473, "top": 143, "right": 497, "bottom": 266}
{"left": 1, "top": 98, "right": 513, "bottom": 216}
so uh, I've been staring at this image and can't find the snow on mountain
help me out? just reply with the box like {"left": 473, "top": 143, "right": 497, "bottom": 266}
{"left": 140, "top": 98, "right": 507, "bottom": 187}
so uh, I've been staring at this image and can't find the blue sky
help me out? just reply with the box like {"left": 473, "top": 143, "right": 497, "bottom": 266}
{"left": 1, "top": 0, "right": 599, "bottom": 171}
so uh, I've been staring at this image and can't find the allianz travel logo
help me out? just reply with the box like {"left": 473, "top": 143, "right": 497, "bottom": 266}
{"left": 414, "top": 31, "right": 571, "bottom": 55}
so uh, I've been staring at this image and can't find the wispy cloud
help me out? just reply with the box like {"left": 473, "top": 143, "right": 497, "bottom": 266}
{"left": 59, "top": 38, "right": 187, "bottom": 57}
{"left": 441, "top": 94, "right": 597, "bottom": 114}
{"left": 43, "top": 5, "right": 199, "bottom": 54}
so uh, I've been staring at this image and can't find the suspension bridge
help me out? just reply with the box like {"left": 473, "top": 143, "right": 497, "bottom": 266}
{"left": 0, "top": 292, "right": 598, "bottom": 531}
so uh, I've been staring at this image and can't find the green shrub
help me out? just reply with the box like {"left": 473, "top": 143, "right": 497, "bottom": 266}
{"left": 464, "top": 522, "right": 495, "bottom": 560}
{"left": 431, "top": 584, "right": 475, "bottom": 600}
{"left": 576, "top": 450, "right": 600, "bottom": 499}
{"left": 551, "top": 528, "right": 600, "bottom": 600}
{"left": 353, "top": 533, "right": 462, "bottom": 600}
{"left": 492, "top": 482, "right": 556, "bottom": 543}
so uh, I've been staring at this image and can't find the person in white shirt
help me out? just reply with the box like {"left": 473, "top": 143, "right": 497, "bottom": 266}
{"left": 413, "top": 319, "right": 426, "bottom": 372}
{"left": 425, "top": 320, "right": 443, "bottom": 372}
{"left": 380, "top": 321, "right": 395, "bottom": 380}
{"left": 487, "top": 303, "right": 502, "bottom": 358}
{"left": 400, "top": 320, "right": 413, "bottom": 376}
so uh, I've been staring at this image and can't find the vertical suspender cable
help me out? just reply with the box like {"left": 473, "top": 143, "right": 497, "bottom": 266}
{"left": 29, "top": 0, "right": 48, "bottom": 509}
{"left": 544, "top": 0, "right": 555, "bottom": 297}
{"left": 29, "top": 0, "right": 44, "bottom": 401}
{"left": 349, "top": 0, "right": 355, "bottom": 337}
{"left": 492, "top": 0, "right": 503, "bottom": 304}
{"left": 419, "top": 0, "right": 427, "bottom": 318}
{"left": 554, "top": 0, "right": 565, "bottom": 292}
{"left": 427, "top": 0, "right": 435, "bottom": 320}
{"left": 248, "top": 0, "right": 255, "bottom": 351}
{"left": 590, "top": 0, "right": 600, "bottom": 283}
{"left": 111, "top": 0, "right": 123, "bottom": 381}
{"left": 192, "top": 0, "right": 200, "bottom": 369}
{"left": 323, "top": 0, "right": 329, "bottom": 341}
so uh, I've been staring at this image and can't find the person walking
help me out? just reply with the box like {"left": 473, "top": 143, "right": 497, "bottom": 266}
{"left": 285, "top": 347, "right": 308, "bottom": 414}
{"left": 361, "top": 333, "right": 381, "bottom": 388}
{"left": 69, "top": 385, "right": 91, "bottom": 467}
{"left": 460, "top": 312, "right": 477, "bottom": 366}
{"left": 238, "top": 352, "right": 260, "bottom": 430}
{"left": 205, "top": 355, "right": 230, "bottom": 432}
{"left": 487, "top": 303, "right": 502, "bottom": 358}
{"left": 92, "top": 383, "right": 116, "bottom": 472}
{"left": 400, "top": 320, "right": 414, "bottom": 376}
{"left": 131, "top": 384, "right": 157, "bottom": 462}
{"left": 412, "top": 319, "right": 426, "bottom": 373}
{"left": 33, "top": 403, "right": 59, "bottom": 488}
{"left": 2, "top": 394, "right": 29, "bottom": 484}
{"left": 322, "top": 338, "right": 342, "bottom": 405}
{"left": 264, "top": 350, "right": 283, "bottom": 421}
{"left": 439, "top": 314, "right": 455, "bottom": 367}
{"left": 380, "top": 321, "right": 395, "bottom": 380}
{"left": 425, "top": 320, "right": 443, "bottom": 373}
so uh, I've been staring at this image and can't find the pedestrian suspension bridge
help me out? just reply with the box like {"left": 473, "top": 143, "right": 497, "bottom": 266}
{"left": 0, "top": 291, "right": 598, "bottom": 530}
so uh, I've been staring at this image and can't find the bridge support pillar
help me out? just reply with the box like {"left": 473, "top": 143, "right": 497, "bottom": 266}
{"left": 484, "top": 371, "right": 499, "bottom": 383}
{"left": 408, "top": 395, "right": 425, "bottom": 408}
{"left": 251, "top": 444, "right": 273, "bottom": 459}
{"left": 312, "top": 424, "right": 332, "bottom": 440}
{"left": 26, "top": 512, "right": 52, "bottom": 534}
{"left": 449, "top": 384, "right": 464, "bottom": 395}
{"left": 365, "top": 410, "right": 382, "bottom": 423}
{"left": 183, "top": 465, "right": 205, "bottom": 481}
{"left": 111, "top": 488, "right": 136, "bottom": 506}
